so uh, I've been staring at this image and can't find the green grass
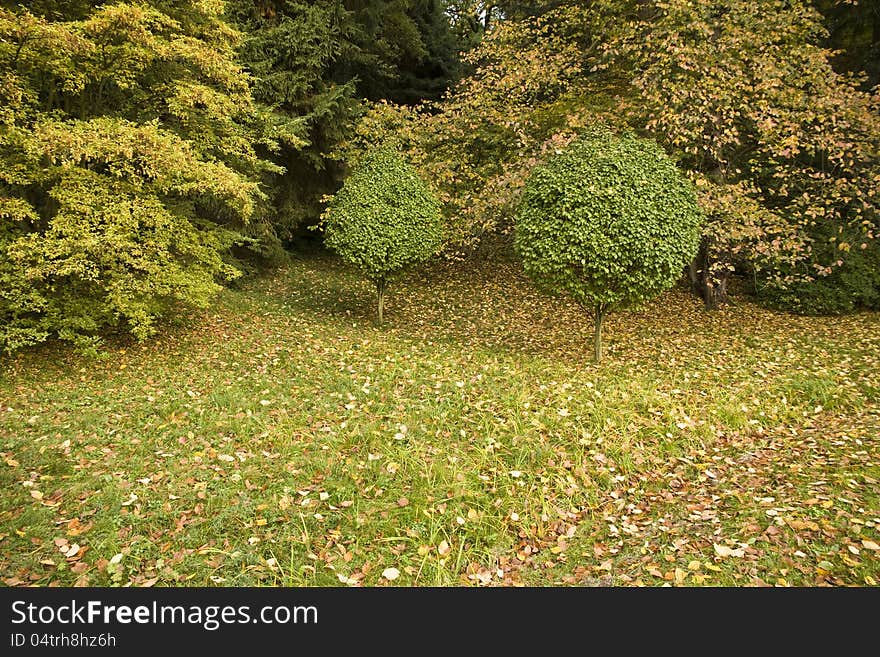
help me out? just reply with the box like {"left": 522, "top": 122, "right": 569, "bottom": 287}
{"left": 1, "top": 254, "right": 878, "bottom": 587}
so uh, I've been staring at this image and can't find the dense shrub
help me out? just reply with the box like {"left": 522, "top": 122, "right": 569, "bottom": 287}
{"left": 760, "top": 227, "right": 880, "bottom": 315}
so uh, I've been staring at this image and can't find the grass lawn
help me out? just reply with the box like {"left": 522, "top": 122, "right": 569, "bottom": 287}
{"left": 1, "top": 254, "right": 878, "bottom": 587}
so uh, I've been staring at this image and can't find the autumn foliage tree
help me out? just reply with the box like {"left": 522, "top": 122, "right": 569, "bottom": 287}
{"left": 515, "top": 128, "right": 703, "bottom": 361}
{"left": 593, "top": 0, "right": 880, "bottom": 310}
{"left": 338, "top": 11, "right": 587, "bottom": 254}
{"left": 322, "top": 148, "right": 443, "bottom": 324}
{"left": 0, "top": 2, "right": 283, "bottom": 351}
{"left": 348, "top": 0, "right": 880, "bottom": 314}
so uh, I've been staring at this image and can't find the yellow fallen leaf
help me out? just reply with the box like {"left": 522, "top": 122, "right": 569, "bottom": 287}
{"left": 438, "top": 540, "right": 451, "bottom": 556}
{"left": 861, "top": 540, "right": 879, "bottom": 551}
{"left": 787, "top": 519, "right": 819, "bottom": 532}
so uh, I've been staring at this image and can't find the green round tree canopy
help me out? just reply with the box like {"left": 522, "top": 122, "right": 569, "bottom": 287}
{"left": 323, "top": 147, "right": 443, "bottom": 283}
{"left": 515, "top": 126, "right": 703, "bottom": 310}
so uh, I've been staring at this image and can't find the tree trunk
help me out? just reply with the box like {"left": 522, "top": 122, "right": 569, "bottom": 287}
{"left": 483, "top": 4, "right": 495, "bottom": 30}
{"left": 690, "top": 237, "right": 729, "bottom": 310}
{"left": 593, "top": 305, "right": 605, "bottom": 363}
{"left": 376, "top": 279, "right": 386, "bottom": 325}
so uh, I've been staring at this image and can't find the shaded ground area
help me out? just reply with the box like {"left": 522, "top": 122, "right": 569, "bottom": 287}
{"left": 1, "top": 256, "right": 877, "bottom": 586}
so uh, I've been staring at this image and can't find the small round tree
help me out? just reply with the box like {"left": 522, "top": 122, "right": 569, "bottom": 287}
{"left": 515, "top": 127, "right": 703, "bottom": 361}
{"left": 323, "top": 147, "right": 443, "bottom": 324}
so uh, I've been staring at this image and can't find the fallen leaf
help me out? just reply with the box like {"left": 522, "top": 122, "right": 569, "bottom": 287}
{"left": 713, "top": 543, "right": 744, "bottom": 558}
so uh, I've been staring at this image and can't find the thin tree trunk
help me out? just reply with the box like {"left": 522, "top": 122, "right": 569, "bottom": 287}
{"left": 690, "top": 237, "right": 728, "bottom": 310}
{"left": 376, "top": 279, "right": 386, "bottom": 325}
{"left": 483, "top": 4, "right": 495, "bottom": 30}
{"left": 593, "top": 305, "right": 605, "bottom": 363}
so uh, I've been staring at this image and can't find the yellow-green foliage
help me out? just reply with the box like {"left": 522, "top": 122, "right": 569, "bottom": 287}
{"left": 0, "top": 3, "right": 276, "bottom": 351}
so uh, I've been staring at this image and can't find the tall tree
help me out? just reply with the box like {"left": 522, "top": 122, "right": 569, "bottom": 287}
{"left": 0, "top": 2, "right": 283, "bottom": 351}
{"left": 230, "top": 0, "right": 463, "bottom": 240}
{"left": 594, "top": 0, "right": 880, "bottom": 308}
{"left": 227, "top": 0, "right": 357, "bottom": 238}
